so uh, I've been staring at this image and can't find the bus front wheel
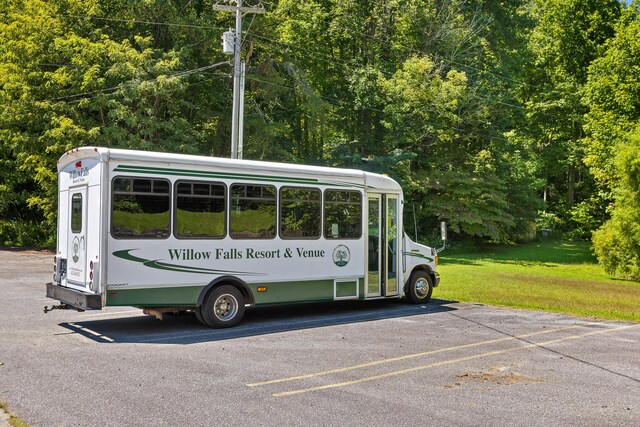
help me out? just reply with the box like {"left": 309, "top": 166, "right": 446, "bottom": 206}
{"left": 406, "top": 271, "right": 433, "bottom": 304}
{"left": 200, "top": 285, "right": 245, "bottom": 328}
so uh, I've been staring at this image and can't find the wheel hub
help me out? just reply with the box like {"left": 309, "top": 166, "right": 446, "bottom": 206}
{"left": 415, "top": 279, "right": 429, "bottom": 298}
{"left": 214, "top": 295, "right": 238, "bottom": 321}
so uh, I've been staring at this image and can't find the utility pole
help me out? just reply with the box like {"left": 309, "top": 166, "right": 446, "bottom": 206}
{"left": 214, "top": 0, "right": 265, "bottom": 159}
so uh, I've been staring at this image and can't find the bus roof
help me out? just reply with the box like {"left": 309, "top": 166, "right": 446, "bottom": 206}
{"left": 58, "top": 147, "right": 402, "bottom": 192}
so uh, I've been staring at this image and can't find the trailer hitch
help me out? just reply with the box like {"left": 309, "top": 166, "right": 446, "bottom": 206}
{"left": 43, "top": 304, "right": 85, "bottom": 313}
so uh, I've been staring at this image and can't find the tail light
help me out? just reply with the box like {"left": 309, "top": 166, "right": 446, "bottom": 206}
{"left": 89, "top": 258, "right": 99, "bottom": 292}
{"left": 89, "top": 259, "right": 94, "bottom": 290}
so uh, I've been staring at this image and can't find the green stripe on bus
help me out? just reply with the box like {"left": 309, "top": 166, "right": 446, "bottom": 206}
{"left": 249, "top": 280, "right": 335, "bottom": 305}
{"left": 403, "top": 252, "right": 435, "bottom": 263}
{"left": 106, "top": 285, "right": 203, "bottom": 306}
{"left": 104, "top": 279, "right": 337, "bottom": 307}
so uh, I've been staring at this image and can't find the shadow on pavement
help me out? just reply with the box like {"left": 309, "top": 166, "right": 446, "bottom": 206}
{"left": 58, "top": 298, "right": 458, "bottom": 345}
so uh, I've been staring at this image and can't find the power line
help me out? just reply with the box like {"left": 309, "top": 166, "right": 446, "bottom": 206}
{"left": 2, "top": 72, "right": 233, "bottom": 118}
{"left": 33, "top": 5, "right": 537, "bottom": 89}
{"left": 247, "top": 31, "right": 362, "bottom": 69}
{"left": 245, "top": 31, "right": 530, "bottom": 120}
{"left": 53, "top": 13, "right": 226, "bottom": 31}
{"left": 3, "top": 62, "right": 231, "bottom": 114}
{"left": 2, "top": 64, "right": 511, "bottom": 144}
{"left": 243, "top": 72, "right": 511, "bottom": 143}
{"left": 31, "top": 8, "right": 536, "bottom": 90}
{"left": 3, "top": 8, "right": 527, "bottom": 137}
{"left": 2, "top": 58, "right": 513, "bottom": 144}
{"left": 41, "top": 61, "right": 230, "bottom": 103}
{"left": 48, "top": 6, "right": 531, "bottom": 89}
{"left": 0, "top": 35, "right": 530, "bottom": 119}
{"left": 259, "top": 0, "right": 538, "bottom": 89}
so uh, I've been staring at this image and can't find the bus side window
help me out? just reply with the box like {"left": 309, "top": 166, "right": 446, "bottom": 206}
{"left": 280, "top": 187, "right": 321, "bottom": 239}
{"left": 230, "top": 184, "right": 276, "bottom": 239}
{"left": 324, "top": 190, "right": 362, "bottom": 239}
{"left": 111, "top": 177, "right": 170, "bottom": 239}
{"left": 175, "top": 181, "right": 226, "bottom": 239}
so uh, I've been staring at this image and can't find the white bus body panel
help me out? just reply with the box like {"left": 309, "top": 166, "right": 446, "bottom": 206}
{"left": 47, "top": 147, "right": 438, "bottom": 312}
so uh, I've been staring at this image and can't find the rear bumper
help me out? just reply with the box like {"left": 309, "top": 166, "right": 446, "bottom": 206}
{"left": 46, "top": 282, "right": 102, "bottom": 310}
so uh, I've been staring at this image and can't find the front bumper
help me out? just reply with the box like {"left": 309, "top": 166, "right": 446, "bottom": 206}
{"left": 46, "top": 282, "right": 102, "bottom": 310}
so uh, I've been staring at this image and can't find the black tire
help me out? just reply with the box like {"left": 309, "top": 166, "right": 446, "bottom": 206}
{"left": 194, "top": 307, "right": 207, "bottom": 326}
{"left": 406, "top": 271, "right": 433, "bottom": 304}
{"left": 200, "top": 285, "right": 245, "bottom": 328}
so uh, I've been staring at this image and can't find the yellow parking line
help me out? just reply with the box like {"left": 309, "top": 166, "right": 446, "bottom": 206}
{"left": 272, "top": 324, "right": 636, "bottom": 397}
{"left": 247, "top": 324, "right": 591, "bottom": 388}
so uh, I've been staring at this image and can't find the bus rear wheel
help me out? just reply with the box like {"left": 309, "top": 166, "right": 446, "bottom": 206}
{"left": 200, "top": 285, "right": 245, "bottom": 328}
{"left": 406, "top": 271, "right": 433, "bottom": 304}
{"left": 194, "top": 306, "right": 207, "bottom": 326}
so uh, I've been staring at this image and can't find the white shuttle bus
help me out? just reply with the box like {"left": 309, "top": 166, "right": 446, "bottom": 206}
{"left": 45, "top": 147, "right": 443, "bottom": 327}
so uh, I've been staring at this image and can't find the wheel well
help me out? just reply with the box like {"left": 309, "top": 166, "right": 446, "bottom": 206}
{"left": 197, "top": 276, "right": 255, "bottom": 307}
{"left": 404, "top": 266, "right": 434, "bottom": 291}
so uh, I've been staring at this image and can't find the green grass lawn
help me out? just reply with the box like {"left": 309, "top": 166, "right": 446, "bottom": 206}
{"left": 436, "top": 240, "right": 640, "bottom": 322}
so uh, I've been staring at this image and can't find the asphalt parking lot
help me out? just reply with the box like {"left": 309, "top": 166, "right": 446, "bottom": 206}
{"left": 1, "top": 250, "right": 639, "bottom": 426}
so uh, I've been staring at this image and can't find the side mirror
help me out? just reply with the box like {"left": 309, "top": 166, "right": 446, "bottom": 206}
{"left": 435, "top": 222, "right": 447, "bottom": 253}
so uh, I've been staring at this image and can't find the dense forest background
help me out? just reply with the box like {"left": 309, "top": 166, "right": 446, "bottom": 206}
{"left": 1, "top": 0, "right": 639, "bottom": 278}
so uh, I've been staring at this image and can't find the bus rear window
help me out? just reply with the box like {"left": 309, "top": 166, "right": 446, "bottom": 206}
{"left": 111, "top": 177, "right": 170, "bottom": 239}
{"left": 71, "top": 193, "right": 82, "bottom": 233}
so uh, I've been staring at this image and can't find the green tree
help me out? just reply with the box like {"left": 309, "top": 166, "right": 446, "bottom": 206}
{"left": 521, "top": 0, "right": 621, "bottom": 236}
{"left": 583, "top": 3, "right": 640, "bottom": 189}
{"left": 588, "top": 3, "right": 640, "bottom": 278}
{"left": 380, "top": 55, "right": 540, "bottom": 240}
{"left": 592, "top": 126, "right": 640, "bottom": 279}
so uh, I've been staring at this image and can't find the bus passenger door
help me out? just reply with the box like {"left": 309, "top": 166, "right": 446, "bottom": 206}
{"left": 385, "top": 196, "right": 399, "bottom": 297}
{"left": 366, "top": 195, "right": 381, "bottom": 297}
{"left": 66, "top": 186, "right": 88, "bottom": 288}
{"left": 366, "top": 194, "right": 399, "bottom": 298}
